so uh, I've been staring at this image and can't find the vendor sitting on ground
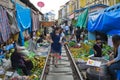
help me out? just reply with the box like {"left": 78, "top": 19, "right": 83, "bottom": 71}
{"left": 36, "top": 34, "right": 44, "bottom": 49}
{"left": 37, "top": 34, "right": 44, "bottom": 43}
{"left": 11, "top": 46, "right": 33, "bottom": 75}
{"left": 93, "top": 37, "right": 102, "bottom": 57}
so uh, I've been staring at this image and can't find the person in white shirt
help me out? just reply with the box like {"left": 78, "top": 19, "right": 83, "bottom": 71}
{"left": 59, "top": 28, "right": 66, "bottom": 59}
{"left": 60, "top": 24, "right": 64, "bottom": 29}
{"left": 65, "top": 24, "right": 69, "bottom": 35}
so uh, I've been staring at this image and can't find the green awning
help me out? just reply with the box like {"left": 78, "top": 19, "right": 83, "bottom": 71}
{"left": 76, "top": 8, "right": 88, "bottom": 28}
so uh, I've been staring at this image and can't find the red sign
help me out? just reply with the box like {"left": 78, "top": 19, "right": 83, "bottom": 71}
{"left": 37, "top": 1, "right": 45, "bottom": 8}
{"left": 41, "top": 21, "right": 55, "bottom": 27}
{"left": 69, "top": 13, "right": 74, "bottom": 19}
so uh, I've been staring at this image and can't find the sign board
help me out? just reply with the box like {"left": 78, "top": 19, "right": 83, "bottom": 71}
{"left": 41, "top": 21, "right": 55, "bottom": 27}
{"left": 86, "top": 59, "right": 102, "bottom": 67}
{"left": 69, "top": 13, "right": 74, "bottom": 19}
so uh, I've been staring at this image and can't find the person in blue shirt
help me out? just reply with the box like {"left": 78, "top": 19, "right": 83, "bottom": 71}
{"left": 107, "top": 35, "right": 120, "bottom": 80}
{"left": 47, "top": 27, "right": 61, "bottom": 67}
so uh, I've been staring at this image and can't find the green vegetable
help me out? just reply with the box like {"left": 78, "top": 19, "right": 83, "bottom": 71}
{"left": 68, "top": 41, "right": 76, "bottom": 47}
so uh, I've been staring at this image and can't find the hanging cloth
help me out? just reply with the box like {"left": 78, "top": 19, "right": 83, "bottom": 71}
{"left": 16, "top": 3, "right": 32, "bottom": 46}
{"left": 0, "top": 6, "right": 11, "bottom": 43}
{"left": 32, "top": 12, "right": 38, "bottom": 31}
{"left": 6, "top": 9, "right": 20, "bottom": 34}
{"left": 32, "top": 12, "right": 40, "bottom": 31}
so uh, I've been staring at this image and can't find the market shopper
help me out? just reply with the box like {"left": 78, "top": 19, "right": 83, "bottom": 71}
{"left": 36, "top": 34, "right": 44, "bottom": 48}
{"left": 11, "top": 46, "right": 33, "bottom": 75}
{"left": 106, "top": 35, "right": 120, "bottom": 80}
{"left": 37, "top": 34, "right": 44, "bottom": 43}
{"left": 69, "top": 24, "right": 73, "bottom": 35}
{"left": 44, "top": 27, "right": 48, "bottom": 36}
{"left": 59, "top": 28, "right": 66, "bottom": 59}
{"left": 65, "top": 24, "right": 69, "bottom": 35}
{"left": 47, "top": 27, "right": 61, "bottom": 67}
{"left": 75, "top": 27, "right": 82, "bottom": 43}
{"left": 27, "top": 33, "right": 36, "bottom": 51}
{"left": 93, "top": 37, "right": 102, "bottom": 57}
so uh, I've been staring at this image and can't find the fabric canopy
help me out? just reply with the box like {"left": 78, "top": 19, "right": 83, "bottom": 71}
{"left": 16, "top": 3, "right": 32, "bottom": 46}
{"left": 76, "top": 8, "right": 88, "bottom": 28}
{"left": 16, "top": 3, "right": 31, "bottom": 32}
{"left": 88, "top": 4, "right": 120, "bottom": 35}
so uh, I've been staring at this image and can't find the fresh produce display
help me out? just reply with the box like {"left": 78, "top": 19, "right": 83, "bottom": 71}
{"left": 69, "top": 43, "right": 91, "bottom": 61}
{"left": 69, "top": 40, "right": 113, "bottom": 61}
{"left": 8, "top": 41, "right": 47, "bottom": 80}
{"left": 68, "top": 41, "right": 76, "bottom": 47}
{"left": 29, "top": 74, "right": 39, "bottom": 80}
{"left": 102, "top": 44, "right": 113, "bottom": 56}
{"left": 24, "top": 41, "right": 47, "bottom": 79}
{"left": 30, "top": 56, "right": 46, "bottom": 80}
{"left": 0, "top": 40, "right": 49, "bottom": 80}
{"left": 24, "top": 41, "right": 29, "bottom": 48}
{"left": 12, "top": 56, "right": 46, "bottom": 80}
{"left": 102, "top": 44, "right": 113, "bottom": 60}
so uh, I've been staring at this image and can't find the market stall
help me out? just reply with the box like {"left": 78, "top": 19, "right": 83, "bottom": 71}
{"left": 0, "top": 3, "right": 47, "bottom": 79}
{"left": 68, "top": 40, "right": 113, "bottom": 80}
{"left": 0, "top": 40, "right": 49, "bottom": 80}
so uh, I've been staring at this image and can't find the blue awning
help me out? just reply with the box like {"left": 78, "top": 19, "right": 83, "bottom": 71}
{"left": 87, "top": 3, "right": 120, "bottom": 35}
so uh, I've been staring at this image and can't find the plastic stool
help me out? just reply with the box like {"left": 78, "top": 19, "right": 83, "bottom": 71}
{"left": 117, "top": 70, "right": 120, "bottom": 80}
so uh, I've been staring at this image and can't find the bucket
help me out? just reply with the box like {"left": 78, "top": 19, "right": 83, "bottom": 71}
{"left": 86, "top": 67, "right": 111, "bottom": 80}
{"left": 90, "top": 57, "right": 108, "bottom": 75}
{"left": 100, "top": 64, "right": 108, "bottom": 75}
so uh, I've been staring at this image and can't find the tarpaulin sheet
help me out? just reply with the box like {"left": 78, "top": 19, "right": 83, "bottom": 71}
{"left": 88, "top": 4, "right": 120, "bottom": 35}
{"left": 16, "top": 3, "right": 31, "bottom": 31}
{"left": 16, "top": 3, "right": 32, "bottom": 46}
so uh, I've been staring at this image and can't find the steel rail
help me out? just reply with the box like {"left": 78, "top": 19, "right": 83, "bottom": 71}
{"left": 65, "top": 45, "right": 84, "bottom": 80}
{"left": 40, "top": 45, "right": 51, "bottom": 80}
{"left": 40, "top": 45, "right": 84, "bottom": 80}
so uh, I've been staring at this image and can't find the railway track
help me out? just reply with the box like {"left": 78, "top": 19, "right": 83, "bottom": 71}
{"left": 40, "top": 45, "right": 84, "bottom": 80}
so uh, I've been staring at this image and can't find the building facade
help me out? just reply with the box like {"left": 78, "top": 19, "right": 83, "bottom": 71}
{"left": 79, "top": 0, "right": 87, "bottom": 8}
{"left": 58, "top": 0, "right": 120, "bottom": 24}
{"left": 44, "top": 12, "right": 55, "bottom": 21}
{"left": 86, "top": 0, "right": 120, "bottom": 7}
